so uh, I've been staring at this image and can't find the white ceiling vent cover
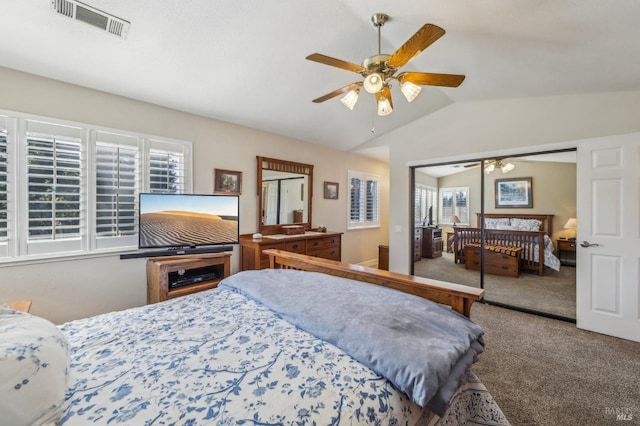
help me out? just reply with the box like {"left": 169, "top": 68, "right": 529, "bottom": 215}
{"left": 50, "top": 0, "right": 130, "bottom": 39}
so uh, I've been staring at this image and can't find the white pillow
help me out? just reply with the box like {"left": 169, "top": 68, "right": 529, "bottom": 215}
{"left": 496, "top": 224, "right": 519, "bottom": 230}
{"left": 0, "top": 306, "right": 69, "bottom": 426}
{"left": 485, "top": 218, "right": 510, "bottom": 229}
{"left": 510, "top": 218, "right": 542, "bottom": 231}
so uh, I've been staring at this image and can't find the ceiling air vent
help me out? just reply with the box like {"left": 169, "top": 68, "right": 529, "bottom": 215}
{"left": 50, "top": 0, "right": 130, "bottom": 39}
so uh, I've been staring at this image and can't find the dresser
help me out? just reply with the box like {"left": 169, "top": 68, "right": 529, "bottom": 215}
{"left": 414, "top": 227, "right": 423, "bottom": 261}
{"left": 421, "top": 227, "right": 443, "bottom": 258}
{"left": 240, "top": 232, "right": 342, "bottom": 270}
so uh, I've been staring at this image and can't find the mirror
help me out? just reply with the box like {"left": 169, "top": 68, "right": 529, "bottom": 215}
{"left": 257, "top": 156, "right": 313, "bottom": 233}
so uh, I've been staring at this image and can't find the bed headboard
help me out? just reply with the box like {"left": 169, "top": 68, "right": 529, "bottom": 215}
{"left": 475, "top": 213, "right": 554, "bottom": 236}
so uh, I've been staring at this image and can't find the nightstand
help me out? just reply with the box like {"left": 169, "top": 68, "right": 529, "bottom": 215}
{"left": 556, "top": 239, "right": 576, "bottom": 266}
{"left": 7, "top": 300, "right": 32, "bottom": 313}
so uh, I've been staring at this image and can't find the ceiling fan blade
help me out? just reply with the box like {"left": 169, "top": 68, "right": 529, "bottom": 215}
{"left": 311, "top": 82, "right": 362, "bottom": 103}
{"left": 398, "top": 72, "right": 465, "bottom": 87}
{"left": 387, "top": 24, "right": 446, "bottom": 68}
{"left": 306, "top": 53, "right": 366, "bottom": 73}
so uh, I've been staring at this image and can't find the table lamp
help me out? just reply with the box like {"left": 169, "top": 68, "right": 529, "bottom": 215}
{"left": 452, "top": 215, "right": 461, "bottom": 227}
{"left": 563, "top": 217, "right": 577, "bottom": 241}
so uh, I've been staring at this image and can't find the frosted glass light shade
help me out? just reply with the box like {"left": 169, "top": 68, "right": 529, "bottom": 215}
{"left": 363, "top": 73, "right": 384, "bottom": 94}
{"left": 501, "top": 162, "right": 515, "bottom": 173}
{"left": 400, "top": 81, "right": 422, "bottom": 102}
{"left": 377, "top": 96, "right": 392, "bottom": 116}
{"left": 484, "top": 163, "right": 495, "bottom": 174}
{"left": 340, "top": 89, "right": 359, "bottom": 110}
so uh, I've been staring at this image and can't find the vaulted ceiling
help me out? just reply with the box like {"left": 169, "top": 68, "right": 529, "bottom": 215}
{"left": 2, "top": 1, "right": 639, "bottom": 160}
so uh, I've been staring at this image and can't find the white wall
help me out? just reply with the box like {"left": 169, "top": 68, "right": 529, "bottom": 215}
{"left": 374, "top": 90, "right": 640, "bottom": 273}
{"left": 0, "top": 67, "right": 389, "bottom": 323}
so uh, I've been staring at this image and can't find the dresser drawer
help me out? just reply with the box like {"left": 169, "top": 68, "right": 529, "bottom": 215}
{"left": 285, "top": 240, "right": 306, "bottom": 253}
{"left": 307, "top": 245, "right": 341, "bottom": 260}
{"left": 307, "top": 236, "right": 340, "bottom": 250}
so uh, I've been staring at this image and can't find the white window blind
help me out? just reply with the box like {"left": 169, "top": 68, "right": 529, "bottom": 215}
{"left": 0, "top": 117, "right": 8, "bottom": 243}
{"left": 148, "top": 139, "right": 186, "bottom": 194}
{"left": 439, "top": 187, "right": 469, "bottom": 225}
{"left": 348, "top": 170, "right": 380, "bottom": 229}
{"left": 414, "top": 184, "right": 437, "bottom": 225}
{"left": 95, "top": 131, "right": 139, "bottom": 243}
{"left": 0, "top": 110, "right": 192, "bottom": 262}
{"left": 26, "top": 121, "right": 83, "bottom": 256}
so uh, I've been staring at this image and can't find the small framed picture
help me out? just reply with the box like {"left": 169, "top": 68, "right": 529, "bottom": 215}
{"left": 214, "top": 169, "right": 242, "bottom": 195}
{"left": 495, "top": 177, "right": 532, "bottom": 208}
{"left": 324, "top": 181, "right": 339, "bottom": 199}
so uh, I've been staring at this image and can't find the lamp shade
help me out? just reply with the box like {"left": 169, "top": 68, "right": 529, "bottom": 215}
{"left": 451, "top": 215, "right": 461, "bottom": 225}
{"left": 400, "top": 81, "right": 422, "bottom": 102}
{"left": 340, "top": 89, "right": 359, "bottom": 110}
{"left": 501, "top": 162, "right": 515, "bottom": 173}
{"left": 484, "top": 163, "right": 495, "bottom": 174}
{"left": 363, "top": 73, "right": 384, "bottom": 94}
{"left": 564, "top": 218, "right": 577, "bottom": 229}
{"left": 377, "top": 95, "right": 392, "bottom": 116}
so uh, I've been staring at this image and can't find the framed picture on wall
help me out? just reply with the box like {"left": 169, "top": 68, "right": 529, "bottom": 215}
{"left": 214, "top": 169, "right": 242, "bottom": 195}
{"left": 324, "top": 181, "right": 339, "bottom": 199}
{"left": 495, "top": 177, "right": 532, "bottom": 208}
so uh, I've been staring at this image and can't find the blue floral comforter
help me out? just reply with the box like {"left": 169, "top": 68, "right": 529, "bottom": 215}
{"left": 58, "top": 271, "right": 508, "bottom": 425}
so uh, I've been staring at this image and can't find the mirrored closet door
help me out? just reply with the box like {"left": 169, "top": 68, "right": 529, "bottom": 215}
{"left": 411, "top": 150, "right": 577, "bottom": 321}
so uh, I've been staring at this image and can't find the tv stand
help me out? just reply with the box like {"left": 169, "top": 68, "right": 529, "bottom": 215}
{"left": 146, "top": 253, "right": 231, "bottom": 303}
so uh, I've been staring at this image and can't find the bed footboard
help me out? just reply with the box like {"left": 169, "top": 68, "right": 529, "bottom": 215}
{"left": 264, "top": 249, "right": 484, "bottom": 318}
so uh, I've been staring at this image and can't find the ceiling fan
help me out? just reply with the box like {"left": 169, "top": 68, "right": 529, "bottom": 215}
{"left": 464, "top": 159, "right": 516, "bottom": 174}
{"left": 305, "top": 13, "right": 465, "bottom": 116}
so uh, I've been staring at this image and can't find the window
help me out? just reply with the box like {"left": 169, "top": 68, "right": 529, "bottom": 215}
{"left": 439, "top": 187, "right": 469, "bottom": 225}
{"left": 414, "top": 184, "right": 437, "bottom": 225}
{"left": 348, "top": 170, "right": 379, "bottom": 229}
{"left": 0, "top": 111, "right": 192, "bottom": 261}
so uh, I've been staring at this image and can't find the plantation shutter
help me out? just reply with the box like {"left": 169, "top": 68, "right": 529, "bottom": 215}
{"left": 0, "top": 116, "right": 8, "bottom": 246}
{"left": 95, "top": 131, "right": 139, "bottom": 249}
{"left": 366, "top": 178, "right": 378, "bottom": 222}
{"left": 440, "top": 189, "right": 454, "bottom": 224}
{"left": 349, "top": 176, "right": 363, "bottom": 223}
{"left": 147, "top": 139, "right": 187, "bottom": 194}
{"left": 25, "top": 120, "right": 83, "bottom": 255}
{"left": 348, "top": 171, "right": 380, "bottom": 229}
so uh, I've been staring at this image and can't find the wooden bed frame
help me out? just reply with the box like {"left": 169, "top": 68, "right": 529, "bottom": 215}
{"left": 264, "top": 249, "right": 484, "bottom": 318}
{"left": 453, "top": 213, "right": 554, "bottom": 276}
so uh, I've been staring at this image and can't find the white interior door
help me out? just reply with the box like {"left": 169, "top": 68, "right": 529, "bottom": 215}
{"left": 576, "top": 133, "right": 640, "bottom": 342}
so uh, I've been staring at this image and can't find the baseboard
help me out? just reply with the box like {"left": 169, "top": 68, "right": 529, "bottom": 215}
{"left": 357, "top": 258, "right": 378, "bottom": 268}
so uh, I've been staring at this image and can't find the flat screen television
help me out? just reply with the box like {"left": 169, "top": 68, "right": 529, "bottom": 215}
{"left": 138, "top": 193, "right": 239, "bottom": 250}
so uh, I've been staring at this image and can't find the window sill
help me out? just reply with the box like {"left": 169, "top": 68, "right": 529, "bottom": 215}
{"left": 0, "top": 246, "right": 138, "bottom": 267}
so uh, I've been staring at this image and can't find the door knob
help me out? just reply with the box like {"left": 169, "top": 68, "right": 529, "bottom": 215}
{"left": 580, "top": 241, "right": 601, "bottom": 247}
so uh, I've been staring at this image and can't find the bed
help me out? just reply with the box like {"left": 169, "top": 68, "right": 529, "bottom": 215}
{"left": 453, "top": 213, "right": 560, "bottom": 276}
{"left": 1, "top": 250, "right": 509, "bottom": 426}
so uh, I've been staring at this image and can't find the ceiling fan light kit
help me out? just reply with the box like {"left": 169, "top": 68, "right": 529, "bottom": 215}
{"left": 484, "top": 159, "right": 515, "bottom": 174}
{"left": 306, "top": 13, "right": 465, "bottom": 116}
{"left": 400, "top": 81, "right": 422, "bottom": 102}
{"left": 340, "top": 89, "right": 360, "bottom": 110}
{"left": 363, "top": 73, "right": 384, "bottom": 94}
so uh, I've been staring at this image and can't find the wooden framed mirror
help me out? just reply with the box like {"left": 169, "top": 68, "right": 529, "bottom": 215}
{"left": 257, "top": 156, "right": 313, "bottom": 234}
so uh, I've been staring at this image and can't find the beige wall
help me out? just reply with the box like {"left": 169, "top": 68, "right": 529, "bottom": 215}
{"left": 0, "top": 66, "right": 389, "bottom": 323}
{"left": 436, "top": 161, "right": 577, "bottom": 240}
{"left": 374, "top": 90, "right": 640, "bottom": 274}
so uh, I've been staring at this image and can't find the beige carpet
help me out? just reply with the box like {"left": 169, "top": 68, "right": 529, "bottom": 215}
{"left": 414, "top": 252, "right": 576, "bottom": 319}
{"left": 471, "top": 303, "right": 640, "bottom": 425}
